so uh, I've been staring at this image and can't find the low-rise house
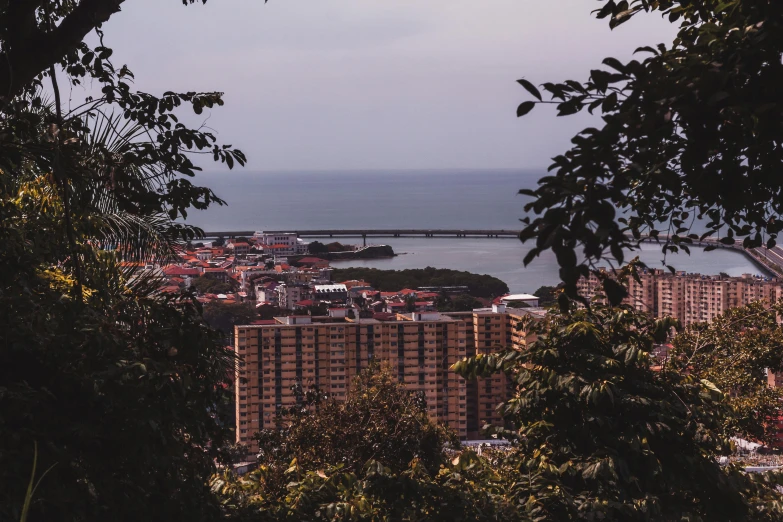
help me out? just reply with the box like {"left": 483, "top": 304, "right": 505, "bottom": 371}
{"left": 297, "top": 257, "right": 330, "bottom": 268}
{"left": 228, "top": 241, "right": 250, "bottom": 256}
{"left": 195, "top": 248, "right": 213, "bottom": 261}
{"left": 313, "top": 283, "right": 348, "bottom": 303}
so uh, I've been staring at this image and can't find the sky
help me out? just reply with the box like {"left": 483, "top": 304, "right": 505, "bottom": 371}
{"left": 90, "top": 0, "right": 676, "bottom": 171}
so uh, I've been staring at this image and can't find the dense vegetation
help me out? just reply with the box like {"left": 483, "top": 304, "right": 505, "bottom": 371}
{"left": 332, "top": 267, "right": 509, "bottom": 298}
{"left": 202, "top": 301, "right": 258, "bottom": 337}
{"left": 212, "top": 366, "right": 516, "bottom": 521}
{"left": 516, "top": 0, "right": 783, "bottom": 306}
{"left": 435, "top": 293, "right": 484, "bottom": 312}
{"left": 0, "top": 1, "right": 242, "bottom": 520}
{"left": 191, "top": 276, "right": 236, "bottom": 295}
{"left": 670, "top": 302, "right": 783, "bottom": 445}
{"left": 453, "top": 305, "right": 783, "bottom": 521}
{"left": 533, "top": 285, "right": 559, "bottom": 307}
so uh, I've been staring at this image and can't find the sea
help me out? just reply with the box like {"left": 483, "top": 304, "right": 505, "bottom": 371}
{"left": 186, "top": 169, "right": 760, "bottom": 294}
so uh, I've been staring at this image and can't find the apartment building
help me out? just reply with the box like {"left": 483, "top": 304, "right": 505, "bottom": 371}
{"left": 577, "top": 268, "right": 781, "bottom": 326}
{"left": 275, "top": 283, "right": 309, "bottom": 309}
{"left": 234, "top": 305, "right": 541, "bottom": 451}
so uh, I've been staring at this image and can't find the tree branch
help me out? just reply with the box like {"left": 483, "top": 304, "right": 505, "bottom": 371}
{"left": 0, "top": 0, "right": 126, "bottom": 100}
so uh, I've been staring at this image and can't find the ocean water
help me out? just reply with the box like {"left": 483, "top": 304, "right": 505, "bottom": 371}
{"left": 187, "top": 170, "right": 760, "bottom": 293}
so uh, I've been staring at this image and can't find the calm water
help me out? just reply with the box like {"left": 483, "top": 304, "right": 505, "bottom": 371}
{"left": 188, "top": 170, "right": 760, "bottom": 293}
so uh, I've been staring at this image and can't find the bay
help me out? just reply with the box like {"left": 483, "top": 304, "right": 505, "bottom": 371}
{"left": 187, "top": 169, "right": 760, "bottom": 293}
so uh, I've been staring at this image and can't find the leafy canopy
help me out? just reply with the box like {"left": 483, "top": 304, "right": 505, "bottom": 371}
{"left": 669, "top": 301, "right": 783, "bottom": 445}
{"left": 453, "top": 306, "right": 783, "bottom": 521}
{"left": 212, "top": 366, "right": 519, "bottom": 521}
{"left": 0, "top": 1, "right": 246, "bottom": 520}
{"left": 516, "top": 1, "right": 783, "bottom": 304}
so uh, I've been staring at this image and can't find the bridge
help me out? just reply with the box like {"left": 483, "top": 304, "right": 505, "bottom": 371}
{"left": 199, "top": 228, "right": 782, "bottom": 277}
{"left": 201, "top": 229, "right": 521, "bottom": 239}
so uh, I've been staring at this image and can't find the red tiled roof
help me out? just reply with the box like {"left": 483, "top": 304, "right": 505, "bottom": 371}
{"left": 251, "top": 320, "right": 277, "bottom": 325}
{"left": 163, "top": 266, "right": 201, "bottom": 276}
{"left": 204, "top": 268, "right": 227, "bottom": 273}
{"left": 386, "top": 302, "right": 407, "bottom": 308}
{"left": 299, "top": 257, "right": 329, "bottom": 264}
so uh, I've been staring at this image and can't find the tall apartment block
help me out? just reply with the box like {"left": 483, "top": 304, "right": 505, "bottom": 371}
{"left": 577, "top": 268, "right": 783, "bottom": 326}
{"left": 234, "top": 305, "right": 540, "bottom": 452}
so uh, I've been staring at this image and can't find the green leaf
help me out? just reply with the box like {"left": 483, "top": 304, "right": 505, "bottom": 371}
{"left": 517, "top": 101, "right": 536, "bottom": 117}
{"left": 517, "top": 79, "right": 542, "bottom": 101}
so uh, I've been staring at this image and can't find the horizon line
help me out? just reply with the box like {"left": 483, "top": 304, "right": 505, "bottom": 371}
{"left": 197, "top": 166, "right": 550, "bottom": 175}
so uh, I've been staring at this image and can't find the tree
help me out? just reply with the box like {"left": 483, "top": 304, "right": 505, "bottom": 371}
{"left": 191, "top": 276, "right": 235, "bottom": 295}
{"left": 331, "top": 267, "right": 509, "bottom": 298}
{"left": 211, "top": 366, "right": 519, "bottom": 521}
{"left": 669, "top": 302, "right": 783, "bottom": 445}
{"left": 514, "top": 2, "right": 783, "bottom": 305}
{"left": 307, "top": 240, "right": 329, "bottom": 254}
{"left": 436, "top": 293, "right": 482, "bottom": 312}
{"left": 453, "top": 306, "right": 783, "bottom": 521}
{"left": 202, "top": 301, "right": 258, "bottom": 337}
{"left": 0, "top": 2, "right": 245, "bottom": 520}
{"left": 533, "top": 285, "right": 559, "bottom": 307}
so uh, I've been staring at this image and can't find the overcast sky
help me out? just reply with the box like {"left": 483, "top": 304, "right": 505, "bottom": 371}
{"left": 93, "top": 0, "right": 675, "bottom": 171}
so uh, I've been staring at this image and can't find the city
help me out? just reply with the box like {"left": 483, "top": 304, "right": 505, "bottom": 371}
{"left": 6, "top": 2, "right": 783, "bottom": 522}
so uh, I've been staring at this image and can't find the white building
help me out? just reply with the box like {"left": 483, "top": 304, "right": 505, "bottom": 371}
{"left": 499, "top": 293, "right": 539, "bottom": 307}
{"left": 253, "top": 232, "right": 299, "bottom": 256}
{"left": 276, "top": 283, "right": 309, "bottom": 309}
{"left": 254, "top": 281, "right": 279, "bottom": 307}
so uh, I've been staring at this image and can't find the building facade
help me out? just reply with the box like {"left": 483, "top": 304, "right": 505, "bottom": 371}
{"left": 234, "top": 305, "right": 540, "bottom": 451}
{"left": 577, "top": 268, "right": 782, "bottom": 326}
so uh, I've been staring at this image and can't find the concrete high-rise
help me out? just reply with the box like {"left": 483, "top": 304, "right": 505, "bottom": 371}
{"left": 234, "top": 305, "right": 541, "bottom": 452}
{"left": 577, "top": 268, "right": 782, "bottom": 326}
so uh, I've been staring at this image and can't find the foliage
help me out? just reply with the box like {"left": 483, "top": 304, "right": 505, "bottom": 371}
{"left": 453, "top": 306, "right": 783, "bottom": 521}
{"left": 192, "top": 276, "right": 235, "bottom": 295}
{"left": 304, "top": 302, "right": 329, "bottom": 316}
{"left": 0, "top": 1, "right": 244, "bottom": 520}
{"left": 515, "top": 1, "right": 783, "bottom": 305}
{"left": 533, "top": 285, "right": 559, "bottom": 307}
{"left": 203, "top": 301, "right": 258, "bottom": 337}
{"left": 308, "top": 240, "right": 329, "bottom": 254}
{"left": 257, "top": 305, "right": 286, "bottom": 321}
{"left": 670, "top": 302, "right": 783, "bottom": 444}
{"left": 211, "top": 366, "right": 519, "bottom": 521}
{"left": 436, "top": 293, "right": 483, "bottom": 312}
{"left": 332, "top": 267, "right": 509, "bottom": 298}
{"left": 326, "top": 241, "right": 352, "bottom": 252}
